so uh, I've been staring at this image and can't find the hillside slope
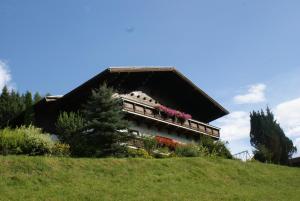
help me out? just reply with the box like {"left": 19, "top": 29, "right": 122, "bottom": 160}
{"left": 0, "top": 156, "right": 299, "bottom": 201}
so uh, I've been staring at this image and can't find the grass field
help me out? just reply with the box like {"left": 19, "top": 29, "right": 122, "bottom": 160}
{"left": 0, "top": 156, "right": 299, "bottom": 201}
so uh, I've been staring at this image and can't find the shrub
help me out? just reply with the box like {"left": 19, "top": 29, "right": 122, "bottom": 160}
{"left": 153, "top": 147, "right": 171, "bottom": 158}
{"left": 175, "top": 144, "right": 200, "bottom": 157}
{"left": 0, "top": 126, "right": 69, "bottom": 156}
{"left": 143, "top": 136, "right": 157, "bottom": 152}
{"left": 127, "top": 148, "right": 152, "bottom": 158}
{"left": 51, "top": 143, "right": 70, "bottom": 156}
{"left": 200, "top": 136, "right": 232, "bottom": 159}
{"left": 55, "top": 111, "right": 84, "bottom": 143}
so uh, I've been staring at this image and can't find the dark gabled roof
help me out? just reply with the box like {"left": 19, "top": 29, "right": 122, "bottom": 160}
{"left": 58, "top": 67, "right": 228, "bottom": 123}
{"left": 109, "top": 67, "right": 228, "bottom": 115}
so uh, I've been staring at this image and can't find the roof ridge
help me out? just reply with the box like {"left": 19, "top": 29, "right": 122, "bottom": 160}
{"left": 108, "top": 66, "right": 176, "bottom": 73}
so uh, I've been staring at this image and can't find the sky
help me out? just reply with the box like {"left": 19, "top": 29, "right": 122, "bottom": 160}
{"left": 1, "top": 0, "right": 300, "bottom": 156}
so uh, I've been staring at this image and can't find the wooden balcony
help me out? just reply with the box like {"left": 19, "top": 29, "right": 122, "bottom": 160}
{"left": 121, "top": 98, "right": 220, "bottom": 139}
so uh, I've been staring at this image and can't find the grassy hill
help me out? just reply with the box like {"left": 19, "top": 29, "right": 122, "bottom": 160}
{"left": 0, "top": 156, "right": 299, "bottom": 201}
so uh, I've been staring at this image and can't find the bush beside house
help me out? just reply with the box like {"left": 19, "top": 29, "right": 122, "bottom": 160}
{"left": 0, "top": 126, "right": 69, "bottom": 156}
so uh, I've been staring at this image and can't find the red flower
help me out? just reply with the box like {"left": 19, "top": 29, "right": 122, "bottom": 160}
{"left": 155, "top": 136, "right": 180, "bottom": 149}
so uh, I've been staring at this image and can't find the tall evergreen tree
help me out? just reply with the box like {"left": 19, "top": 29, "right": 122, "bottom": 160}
{"left": 0, "top": 86, "right": 11, "bottom": 126}
{"left": 82, "top": 84, "right": 129, "bottom": 156}
{"left": 23, "top": 91, "right": 35, "bottom": 125}
{"left": 0, "top": 86, "right": 45, "bottom": 128}
{"left": 250, "top": 107, "right": 296, "bottom": 164}
{"left": 33, "top": 92, "right": 42, "bottom": 104}
{"left": 0, "top": 86, "right": 25, "bottom": 127}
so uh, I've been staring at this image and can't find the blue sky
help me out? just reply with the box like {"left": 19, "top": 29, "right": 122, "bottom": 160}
{"left": 1, "top": 0, "right": 300, "bottom": 155}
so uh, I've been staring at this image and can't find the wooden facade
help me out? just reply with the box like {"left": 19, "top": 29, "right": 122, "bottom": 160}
{"left": 11, "top": 67, "right": 228, "bottom": 144}
{"left": 122, "top": 98, "right": 220, "bottom": 139}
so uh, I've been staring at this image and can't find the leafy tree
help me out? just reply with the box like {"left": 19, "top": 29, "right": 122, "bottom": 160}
{"left": 250, "top": 107, "right": 296, "bottom": 164}
{"left": 81, "top": 84, "right": 129, "bottom": 156}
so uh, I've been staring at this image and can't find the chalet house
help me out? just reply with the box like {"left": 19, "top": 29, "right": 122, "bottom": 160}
{"left": 15, "top": 67, "right": 229, "bottom": 145}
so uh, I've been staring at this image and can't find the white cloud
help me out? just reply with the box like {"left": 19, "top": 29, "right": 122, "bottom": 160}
{"left": 234, "top": 83, "right": 266, "bottom": 104}
{"left": 294, "top": 138, "right": 300, "bottom": 157}
{"left": 216, "top": 97, "right": 300, "bottom": 156}
{"left": 0, "top": 60, "right": 13, "bottom": 90}
{"left": 216, "top": 111, "right": 250, "bottom": 141}
{"left": 275, "top": 97, "right": 300, "bottom": 138}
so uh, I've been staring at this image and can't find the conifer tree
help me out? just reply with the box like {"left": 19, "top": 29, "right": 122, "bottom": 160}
{"left": 250, "top": 107, "right": 296, "bottom": 164}
{"left": 33, "top": 92, "right": 42, "bottom": 104}
{"left": 82, "top": 84, "right": 129, "bottom": 156}
{"left": 0, "top": 86, "right": 11, "bottom": 126}
{"left": 23, "top": 91, "right": 35, "bottom": 125}
{"left": 0, "top": 86, "right": 25, "bottom": 127}
{"left": 0, "top": 86, "right": 45, "bottom": 127}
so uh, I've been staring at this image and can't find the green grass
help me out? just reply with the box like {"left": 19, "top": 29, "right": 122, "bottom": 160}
{"left": 0, "top": 156, "right": 299, "bottom": 201}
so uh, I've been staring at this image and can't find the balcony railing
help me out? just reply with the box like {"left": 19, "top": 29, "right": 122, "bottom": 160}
{"left": 121, "top": 98, "right": 220, "bottom": 138}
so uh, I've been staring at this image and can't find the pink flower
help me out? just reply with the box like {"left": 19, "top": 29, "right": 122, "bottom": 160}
{"left": 155, "top": 105, "right": 192, "bottom": 120}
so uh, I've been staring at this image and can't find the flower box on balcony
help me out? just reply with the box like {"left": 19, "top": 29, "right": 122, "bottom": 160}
{"left": 155, "top": 105, "right": 192, "bottom": 121}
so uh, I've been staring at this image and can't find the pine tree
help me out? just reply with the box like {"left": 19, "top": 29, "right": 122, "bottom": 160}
{"left": 0, "top": 86, "right": 25, "bottom": 127}
{"left": 250, "top": 107, "right": 296, "bottom": 164}
{"left": 33, "top": 92, "right": 42, "bottom": 104}
{"left": 82, "top": 84, "right": 129, "bottom": 156}
{"left": 0, "top": 86, "right": 44, "bottom": 128}
{"left": 0, "top": 86, "right": 11, "bottom": 126}
{"left": 23, "top": 91, "right": 35, "bottom": 125}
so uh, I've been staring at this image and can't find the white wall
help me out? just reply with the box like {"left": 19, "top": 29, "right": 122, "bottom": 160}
{"left": 129, "top": 121, "right": 197, "bottom": 144}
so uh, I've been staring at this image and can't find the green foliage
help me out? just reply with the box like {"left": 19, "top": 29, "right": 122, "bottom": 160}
{"left": 200, "top": 136, "right": 232, "bottom": 159}
{"left": 81, "top": 83, "right": 129, "bottom": 156}
{"left": 55, "top": 111, "right": 84, "bottom": 143}
{"left": 33, "top": 92, "right": 42, "bottom": 104}
{"left": 0, "top": 86, "right": 47, "bottom": 127}
{"left": 172, "top": 137, "right": 232, "bottom": 159}
{"left": 142, "top": 136, "right": 157, "bottom": 152}
{"left": 23, "top": 91, "right": 35, "bottom": 125}
{"left": 51, "top": 143, "right": 71, "bottom": 156}
{"left": 153, "top": 147, "right": 172, "bottom": 158}
{"left": 126, "top": 148, "right": 152, "bottom": 158}
{"left": 0, "top": 126, "right": 69, "bottom": 156}
{"left": 250, "top": 107, "right": 297, "bottom": 164}
{"left": 55, "top": 111, "right": 88, "bottom": 156}
{"left": 0, "top": 86, "right": 25, "bottom": 127}
{"left": 175, "top": 144, "right": 200, "bottom": 157}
